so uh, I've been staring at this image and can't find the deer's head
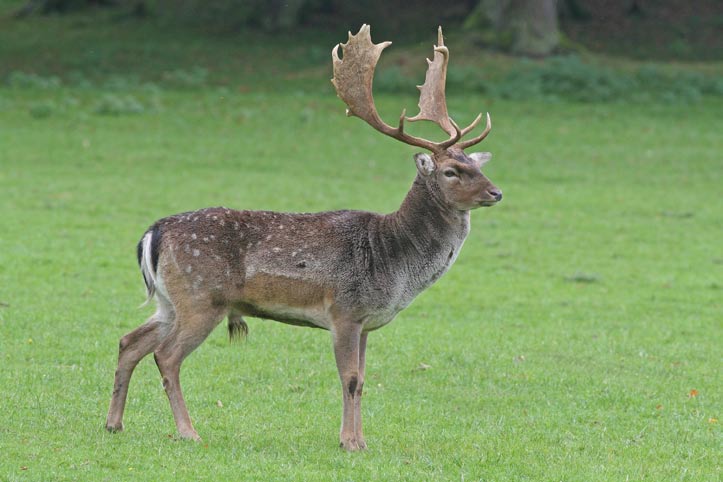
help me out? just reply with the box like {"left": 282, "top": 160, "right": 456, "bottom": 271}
{"left": 332, "top": 25, "right": 502, "bottom": 212}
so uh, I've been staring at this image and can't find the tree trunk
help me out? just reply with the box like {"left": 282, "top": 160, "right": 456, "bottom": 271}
{"left": 465, "top": 0, "right": 560, "bottom": 57}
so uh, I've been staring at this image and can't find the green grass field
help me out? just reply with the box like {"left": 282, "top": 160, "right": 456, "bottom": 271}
{"left": 0, "top": 8, "right": 721, "bottom": 481}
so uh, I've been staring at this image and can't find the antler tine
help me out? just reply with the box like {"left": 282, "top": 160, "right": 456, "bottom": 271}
{"left": 455, "top": 112, "right": 492, "bottom": 150}
{"left": 331, "top": 25, "right": 442, "bottom": 153}
{"left": 459, "top": 113, "right": 483, "bottom": 137}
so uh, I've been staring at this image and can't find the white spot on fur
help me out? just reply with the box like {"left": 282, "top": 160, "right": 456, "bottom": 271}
{"left": 272, "top": 247, "right": 281, "bottom": 253}
{"left": 233, "top": 222, "right": 239, "bottom": 230}
{"left": 203, "top": 237, "right": 209, "bottom": 242}
{"left": 191, "top": 233, "right": 197, "bottom": 240}
{"left": 184, "top": 244, "right": 191, "bottom": 254}
{"left": 219, "top": 219, "right": 225, "bottom": 226}
{"left": 291, "top": 251, "right": 297, "bottom": 257}
{"left": 193, "top": 249, "right": 200, "bottom": 257}
{"left": 186, "top": 265, "right": 193, "bottom": 273}
{"left": 210, "top": 235, "right": 215, "bottom": 240}
{"left": 193, "top": 275, "right": 203, "bottom": 290}
{"left": 266, "top": 235, "right": 272, "bottom": 241}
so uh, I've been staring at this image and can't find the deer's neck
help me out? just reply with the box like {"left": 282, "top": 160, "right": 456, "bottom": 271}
{"left": 381, "top": 175, "right": 470, "bottom": 286}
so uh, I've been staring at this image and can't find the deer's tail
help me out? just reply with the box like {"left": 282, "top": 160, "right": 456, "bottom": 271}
{"left": 137, "top": 225, "right": 162, "bottom": 306}
{"left": 227, "top": 314, "right": 249, "bottom": 342}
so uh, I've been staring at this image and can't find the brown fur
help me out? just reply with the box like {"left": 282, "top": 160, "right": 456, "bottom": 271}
{"left": 241, "top": 273, "right": 330, "bottom": 310}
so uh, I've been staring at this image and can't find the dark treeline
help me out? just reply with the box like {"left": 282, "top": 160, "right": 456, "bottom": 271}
{"left": 10, "top": 0, "right": 723, "bottom": 59}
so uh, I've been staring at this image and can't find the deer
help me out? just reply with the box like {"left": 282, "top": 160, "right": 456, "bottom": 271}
{"left": 105, "top": 24, "right": 502, "bottom": 451}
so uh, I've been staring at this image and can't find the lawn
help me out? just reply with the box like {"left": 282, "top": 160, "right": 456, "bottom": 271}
{"left": 0, "top": 9, "right": 721, "bottom": 482}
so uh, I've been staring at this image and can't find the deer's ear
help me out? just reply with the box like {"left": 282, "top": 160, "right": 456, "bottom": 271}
{"left": 468, "top": 152, "right": 492, "bottom": 169}
{"left": 414, "top": 153, "right": 436, "bottom": 176}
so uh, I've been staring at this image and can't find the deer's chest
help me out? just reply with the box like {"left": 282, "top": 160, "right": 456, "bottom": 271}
{"left": 363, "top": 223, "right": 469, "bottom": 331}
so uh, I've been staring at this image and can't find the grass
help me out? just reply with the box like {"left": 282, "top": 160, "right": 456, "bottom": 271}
{"left": 0, "top": 7, "right": 721, "bottom": 482}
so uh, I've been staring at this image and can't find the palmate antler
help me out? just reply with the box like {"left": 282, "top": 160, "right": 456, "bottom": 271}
{"left": 331, "top": 24, "right": 491, "bottom": 154}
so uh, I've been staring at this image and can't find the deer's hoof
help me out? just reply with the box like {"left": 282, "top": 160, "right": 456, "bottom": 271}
{"left": 105, "top": 422, "right": 124, "bottom": 433}
{"left": 178, "top": 430, "right": 202, "bottom": 442}
{"left": 339, "top": 436, "right": 365, "bottom": 451}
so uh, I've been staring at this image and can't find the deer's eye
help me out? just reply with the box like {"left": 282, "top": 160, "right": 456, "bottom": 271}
{"left": 443, "top": 169, "right": 458, "bottom": 178}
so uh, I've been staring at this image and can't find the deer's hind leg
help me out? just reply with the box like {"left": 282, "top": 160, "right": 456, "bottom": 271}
{"left": 106, "top": 297, "right": 174, "bottom": 433}
{"left": 152, "top": 301, "right": 226, "bottom": 441}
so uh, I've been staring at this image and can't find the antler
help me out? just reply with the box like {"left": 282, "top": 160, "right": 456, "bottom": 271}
{"left": 331, "top": 24, "right": 449, "bottom": 153}
{"left": 331, "top": 25, "right": 491, "bottom": 154}
{"left": 405, "top": 27, "right": 458, "bottom": 139}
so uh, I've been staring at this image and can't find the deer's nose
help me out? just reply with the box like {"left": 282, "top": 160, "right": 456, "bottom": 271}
{"left": 489, "top": 189, "right": 503, "bottom": 202}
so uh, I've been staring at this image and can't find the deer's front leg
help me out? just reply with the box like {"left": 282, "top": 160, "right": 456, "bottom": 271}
{"left": 332, "top": 321, "right": 363, "bottom": 451}
{"left": 354, "top": 332, "right": 368, "bottom": 449}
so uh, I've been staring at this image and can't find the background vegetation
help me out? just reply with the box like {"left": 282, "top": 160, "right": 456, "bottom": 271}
{"left": 0, "top": 0, "right": 721, "bottom": 480}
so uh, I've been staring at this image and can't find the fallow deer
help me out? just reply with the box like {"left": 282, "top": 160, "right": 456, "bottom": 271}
{"left": 105, "top": 24, "right": 502, "bottom": 451}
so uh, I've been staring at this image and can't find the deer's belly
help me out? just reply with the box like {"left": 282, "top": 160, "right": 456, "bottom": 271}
{"left": 235, "top": 272, "right": 334, "bottom": 330}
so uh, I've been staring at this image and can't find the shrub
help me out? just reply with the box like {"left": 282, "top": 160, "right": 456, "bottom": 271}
{"left": 495, "top": 56, "right": 633, "bottom": 102}
{"left": 65, "top": 71, "right": 94, "bottom": 89}
{"left": 29, "top": 100, "right": 56, "bottom": 118}
{"left": 161, "top": 67, "right": 209, "bottom": 89}
{"left": 446, "top": 66, "right": 489, "bottom": 93}
{"left": 94, "top": 94, "right": 145, "bottom": 115}
{"left": 491, "top": 55, "right": 721, "bottom": 104}
{"left": 374, "top": 66, "right": 412, "bottom": 94}
{"left": 103, "top": 75, "right": 141, "bottom": 91}
{"left": 6, "top": 71, "right": 62, "bottom": 89}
